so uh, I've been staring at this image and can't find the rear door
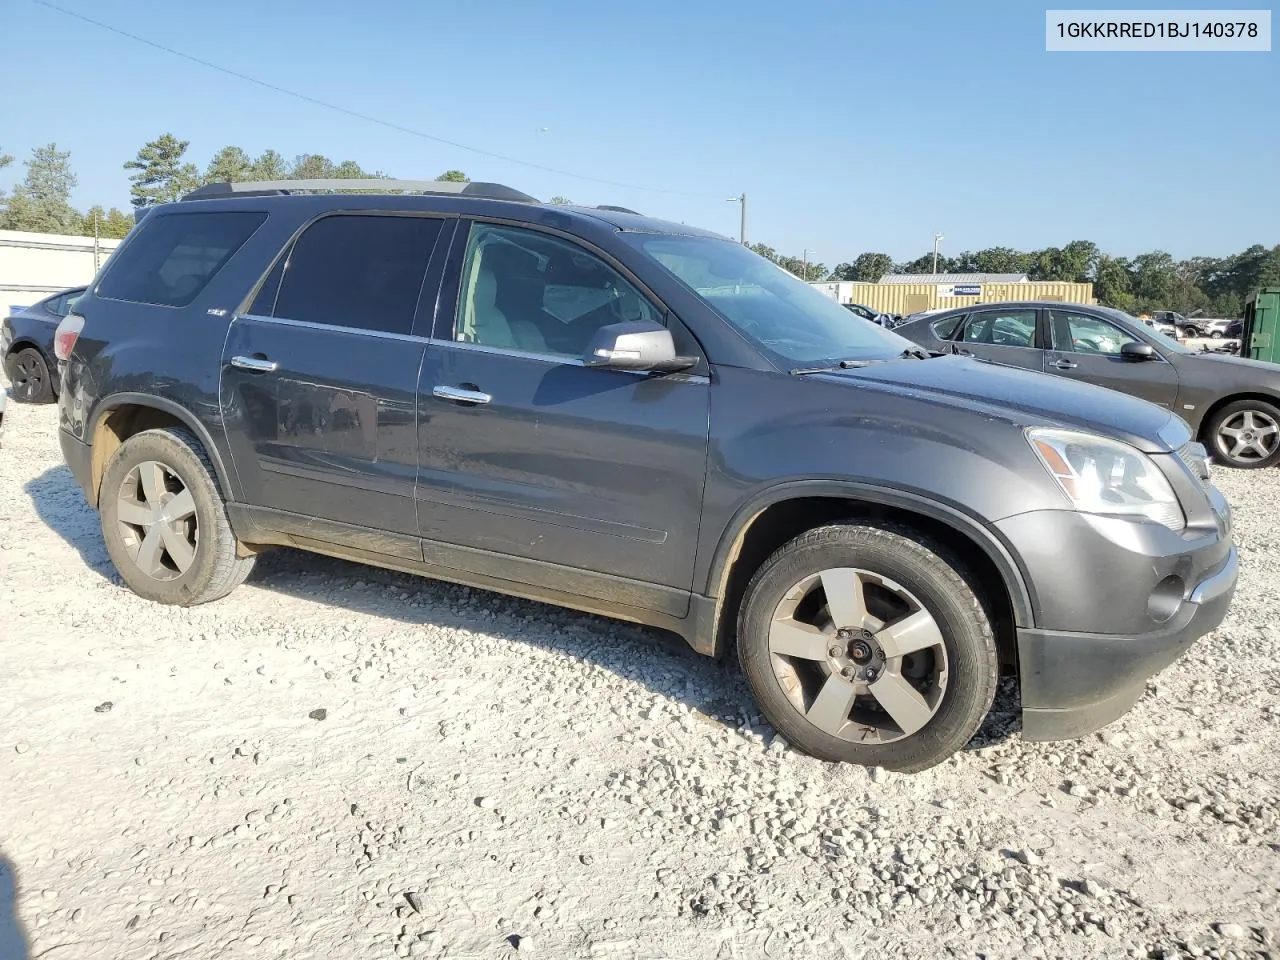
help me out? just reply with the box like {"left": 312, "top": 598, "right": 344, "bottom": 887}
{"left": 1043, "top": 308, "right": 1180, "bottom": 408}
{"left": 220, "top": 213, "right": 448, "bottom": 551}
{"left": 951, "top": 306, "right": 1043, "bottom": 370}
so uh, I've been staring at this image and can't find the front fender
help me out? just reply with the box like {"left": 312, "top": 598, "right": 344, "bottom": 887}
{"left": 703, "top": 478, "right": 1036, "bottom": 629}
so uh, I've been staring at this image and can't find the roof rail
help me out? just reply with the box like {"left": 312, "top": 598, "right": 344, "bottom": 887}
{"left": 596, "top": 204, "right": 641, "bottom": 215}
{"left": 180, "top": 179, "right": 538, "bottom": 203}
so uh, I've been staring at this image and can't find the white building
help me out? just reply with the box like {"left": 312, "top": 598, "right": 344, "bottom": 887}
{"left": 1, "top": 229, "right": 121, "bottom": 311}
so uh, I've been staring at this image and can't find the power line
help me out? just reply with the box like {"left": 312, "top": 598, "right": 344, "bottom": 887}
{"left": 32, "top": 0, "right": 722, "bottom": 200}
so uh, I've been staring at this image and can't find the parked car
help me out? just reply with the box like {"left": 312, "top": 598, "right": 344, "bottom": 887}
{"left": 1146, "top": 310, "right": 1202, "bottom": 338}
{"left": 843, "top": 303, "right": 901, "bottom": 328}
{"left": 895, "top": 300, "right": 1280, "bottom": 468}
{"left": 2, "top": 286, "right": 85, "bottom": 403}
{"left": 1142, "top": 316, "right": 1179, "bottom": 339}
{"left": 1203, "top": 318, "right": 1239, "bottom": 339}
{"left": 55, "top": 180, "right": 1237, "bottom": 772}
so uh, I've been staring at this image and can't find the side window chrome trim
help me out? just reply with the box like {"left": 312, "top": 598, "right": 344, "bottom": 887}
{"left": 235, "top": 312, "right": 432, "bottom": 343}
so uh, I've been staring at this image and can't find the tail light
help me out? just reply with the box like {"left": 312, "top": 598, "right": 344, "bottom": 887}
{"left": 54, "top": 312, "right": 84, "bottom": 362}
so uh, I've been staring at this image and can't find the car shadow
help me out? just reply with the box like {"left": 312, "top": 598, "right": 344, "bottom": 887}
{"left": 23, "top": 464, "right": 1019, "bottom": 755}
{"left": 22, "top": 465, "right": 117, "bottom": 584}
{"left": 0, "top": 853, "right": 29, "bottom": 960}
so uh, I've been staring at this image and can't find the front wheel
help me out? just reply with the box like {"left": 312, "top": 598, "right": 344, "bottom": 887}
{"left": 737, "top": 523, "right": 998, "bottom": 773}
{"left": 99, "top": 427, "right": 256, "bottom": 604}
{"left": 1206, "top": 399, "right": 1280, "bottom": 469}
{"left": 1209, "top": 330, "right": 1223, "bottom": 339}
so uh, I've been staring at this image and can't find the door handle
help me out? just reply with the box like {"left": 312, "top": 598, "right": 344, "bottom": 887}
{"left": 231, "top": 355, "right": 278, "bottom": 373}
{"left": 1049, "top": 359, "right": 1078, "bottom": 370}
{"left": 433, "top": 385, "right": 491, "bottom": 405}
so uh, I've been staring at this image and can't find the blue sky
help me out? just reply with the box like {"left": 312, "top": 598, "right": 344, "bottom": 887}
{"left": 1, "top": 0, "right": 1276, "bottom": 264}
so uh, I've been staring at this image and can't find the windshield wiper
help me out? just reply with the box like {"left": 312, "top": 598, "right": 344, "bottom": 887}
{"left": 790, "top": 348, "right": 929, "bottom": 375}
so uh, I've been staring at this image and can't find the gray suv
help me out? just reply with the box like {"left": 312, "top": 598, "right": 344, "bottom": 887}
{"left": 53, "top": 179, "right": 1238, "bottom": 772}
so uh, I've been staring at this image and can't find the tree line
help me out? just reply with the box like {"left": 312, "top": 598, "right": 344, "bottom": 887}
{"left": 753, "top": 239, "right": 1279, "bottom": 319}
{"left": 0, "top": 134, "right": 551, "bottom": 240}
{"left": 3, "top": 136, "right": 1273, "bottom": 316}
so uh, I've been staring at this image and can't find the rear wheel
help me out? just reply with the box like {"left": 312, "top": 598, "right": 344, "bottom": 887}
{"left": 1209, "top": 330, "right": 1223, "bottom": 339}
{"left": 737, "top": 523, "right": 998, "bottom": 772}
{"left": 99, "top": 427, "right": 255, "bottom": 604}
{"left": 5, "top": 348, "right": 55, "bottom": 403}
{"left": 1206, "top": 399, "right": 1280, "bottom": 469}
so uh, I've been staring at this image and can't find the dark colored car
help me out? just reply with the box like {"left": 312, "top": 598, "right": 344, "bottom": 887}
{"left": 2, "top": 287, "right": 85, "bottom": 403}
{"left": 843, "top": 302, "right": 901, "bottom": 328}
{"left": 53, "top": 180, "right": 1237, "bottom": 772}
{"left": 895, "top": 301, "right": 1280, "bottom": 469}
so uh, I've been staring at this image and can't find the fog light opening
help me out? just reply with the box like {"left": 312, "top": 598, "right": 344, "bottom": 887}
{"left": 1147, "top": 575, "right": 1186, "bottom": 623}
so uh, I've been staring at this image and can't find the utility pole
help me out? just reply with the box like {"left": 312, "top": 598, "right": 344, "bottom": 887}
{"left": 727, "top": 193, "right": 747, "bottom": 244}
{"left": 93, "top": 209, "right": 101, "bottom": 272}
{"left": 802, "top": 248, "right": 817, "bottom": 282}
{"left": 932, "top": 232, "right": 944, "bottom": 274}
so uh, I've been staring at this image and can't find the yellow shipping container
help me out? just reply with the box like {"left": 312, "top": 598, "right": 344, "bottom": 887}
{"left": 839, "top": 282, "right": 1095, "bottom": 316}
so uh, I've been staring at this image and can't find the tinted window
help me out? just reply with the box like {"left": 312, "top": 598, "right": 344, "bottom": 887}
{"left": 960, "top": 309, "right": 1037, "bottom": 348}
{"left": 1051, "top": 310, "right": 1139, "bottom": 355}
{"left": 247, "top": 258, "right": 285, "bottom": 316}
{"left": 931, "top": 313, "right": 965, "bottom": 339}
{"left": 457, "top": 223, "right": 659, "bottom": 358}
{"left": 97, "top": 211, "right": 267, "bottom": 307}
{"left": 273, "top": 215, "right": 443, "bottom": 335}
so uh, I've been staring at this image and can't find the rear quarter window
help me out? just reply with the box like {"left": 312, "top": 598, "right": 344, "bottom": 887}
{"left": 96, "top": 210, "right": 267, "bottom": 307}
{"left": 931, "top": 313, "right": 965, "bottom": 339}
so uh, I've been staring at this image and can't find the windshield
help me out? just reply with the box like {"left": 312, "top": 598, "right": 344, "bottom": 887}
{"left": 1101, "top": 305, "right": 1188, "bottom": 353}
{"left": 626, "top": 234, "right": 916, "bottom": 365}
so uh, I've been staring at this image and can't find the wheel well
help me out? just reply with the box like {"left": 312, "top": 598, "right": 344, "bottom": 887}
{"left": 714, "top": 497, "right": 1019, "bottom": 672}
{"left": 88, "top": 405, "right": 188, "bottom": 504}
{"left": 1196, "top": 392, "right": 1280, "bottom": 443}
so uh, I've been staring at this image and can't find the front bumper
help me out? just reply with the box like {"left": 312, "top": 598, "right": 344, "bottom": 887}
{"left": 1017, "top": 545, "right": 1238, "bottom": 740}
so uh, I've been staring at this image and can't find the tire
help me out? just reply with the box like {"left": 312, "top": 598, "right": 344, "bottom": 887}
{"left": 1179, "top": 327, "right": 1198, "bottom": 339}
{"left": 99, "top": 426, "right": 256, "bottom": 604}
{"left": 1209, "top": 330, "right": 1223, "bottom": 339}
{"left": 737, "top": 523, "right": 998, "bottom": 773}
{"left": 5, "top": 347, "right": 55, "bottom": 403}
{"left": 1205, "top": 398, "right": 1280, "bottom": 469}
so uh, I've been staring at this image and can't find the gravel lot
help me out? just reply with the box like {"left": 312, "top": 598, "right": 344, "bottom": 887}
{"left": 1, "top": 394, "right": 1278, "bottom": 960}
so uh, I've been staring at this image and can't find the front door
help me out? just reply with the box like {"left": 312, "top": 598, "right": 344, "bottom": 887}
{"left": 415, "top": 221, "right": 710, "bottom": 606}
{"left": 1043, "top": 308, "right": 1180, "bottom": 408}
{"left": 952, "top": 307, "right": 1043, "bottom": 370}
{"left": 220, "top": 213, "right": 448, "bottom": 546}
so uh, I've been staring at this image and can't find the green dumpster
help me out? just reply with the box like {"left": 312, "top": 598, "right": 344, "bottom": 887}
{"left": 1243, "top": 288, "right": 1280, "bottom": 364}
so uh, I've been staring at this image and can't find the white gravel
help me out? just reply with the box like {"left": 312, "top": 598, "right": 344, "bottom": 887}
{"left": 1, "top": 395, "right": 1278, "bottom": 960}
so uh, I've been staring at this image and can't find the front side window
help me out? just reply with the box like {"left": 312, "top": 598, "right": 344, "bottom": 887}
{"left": 1051, "top": 310, "right": 1140, "bottom": 355}
{"left": 272, "top": 215, "right": 443, "bottom": 335}
{"left": 624, "top": 233, "right": 913, "bottom": 365}
{"left": 97, "top": 211, "right": 267, "bottom": 307}
{"left": 960, "top": 309, "right": 1037, "bottom": 348}
{"left": 456, "top": 223, "right": 660, "bottom": 358}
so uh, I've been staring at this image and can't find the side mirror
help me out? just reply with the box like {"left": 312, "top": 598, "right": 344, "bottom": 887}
{"left": 1121, "top": 341, "right": 1156, "bottom": 361}
{"left": 583, "top": 321, "right": 697, "bottom": 373}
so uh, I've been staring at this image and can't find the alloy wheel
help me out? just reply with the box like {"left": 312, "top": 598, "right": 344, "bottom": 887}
{"left": 115, "top": 460, "right": 199, "bottom": 580}
{"left": 1215, "top": 409, "right": 1280, "bottom": 464}
{"left": 11, "top": 353, "right": 44, "bottom": 401}
{"left": 768, "top": 567, "right": 948, "bottom": 744}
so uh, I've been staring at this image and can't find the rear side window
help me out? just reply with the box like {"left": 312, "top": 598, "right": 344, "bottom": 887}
{"left": 931, "top": 313, "right": 965, "bottom": 339}
{"left": 97, "top": 211, "right": 266, "bottom": 307}
{"left": 269, "top": 215, "right": 443, "bottom": 335}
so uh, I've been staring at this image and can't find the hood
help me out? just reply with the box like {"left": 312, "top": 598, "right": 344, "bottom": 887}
{"left": 1186, "top": 351, "right": 1280, "bottom": 376}
{"left": 816, "top": 355, "right": 1183, "bottom": 452}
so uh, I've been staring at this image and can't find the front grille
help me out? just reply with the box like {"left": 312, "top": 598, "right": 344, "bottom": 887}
{"left": 1176, "top": 441, "right": 1212, "bottom": 487}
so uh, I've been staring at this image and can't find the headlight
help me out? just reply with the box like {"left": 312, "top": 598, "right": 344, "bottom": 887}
{"left": 1027, "top": 428, "right": 1185, "bottom": 530}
